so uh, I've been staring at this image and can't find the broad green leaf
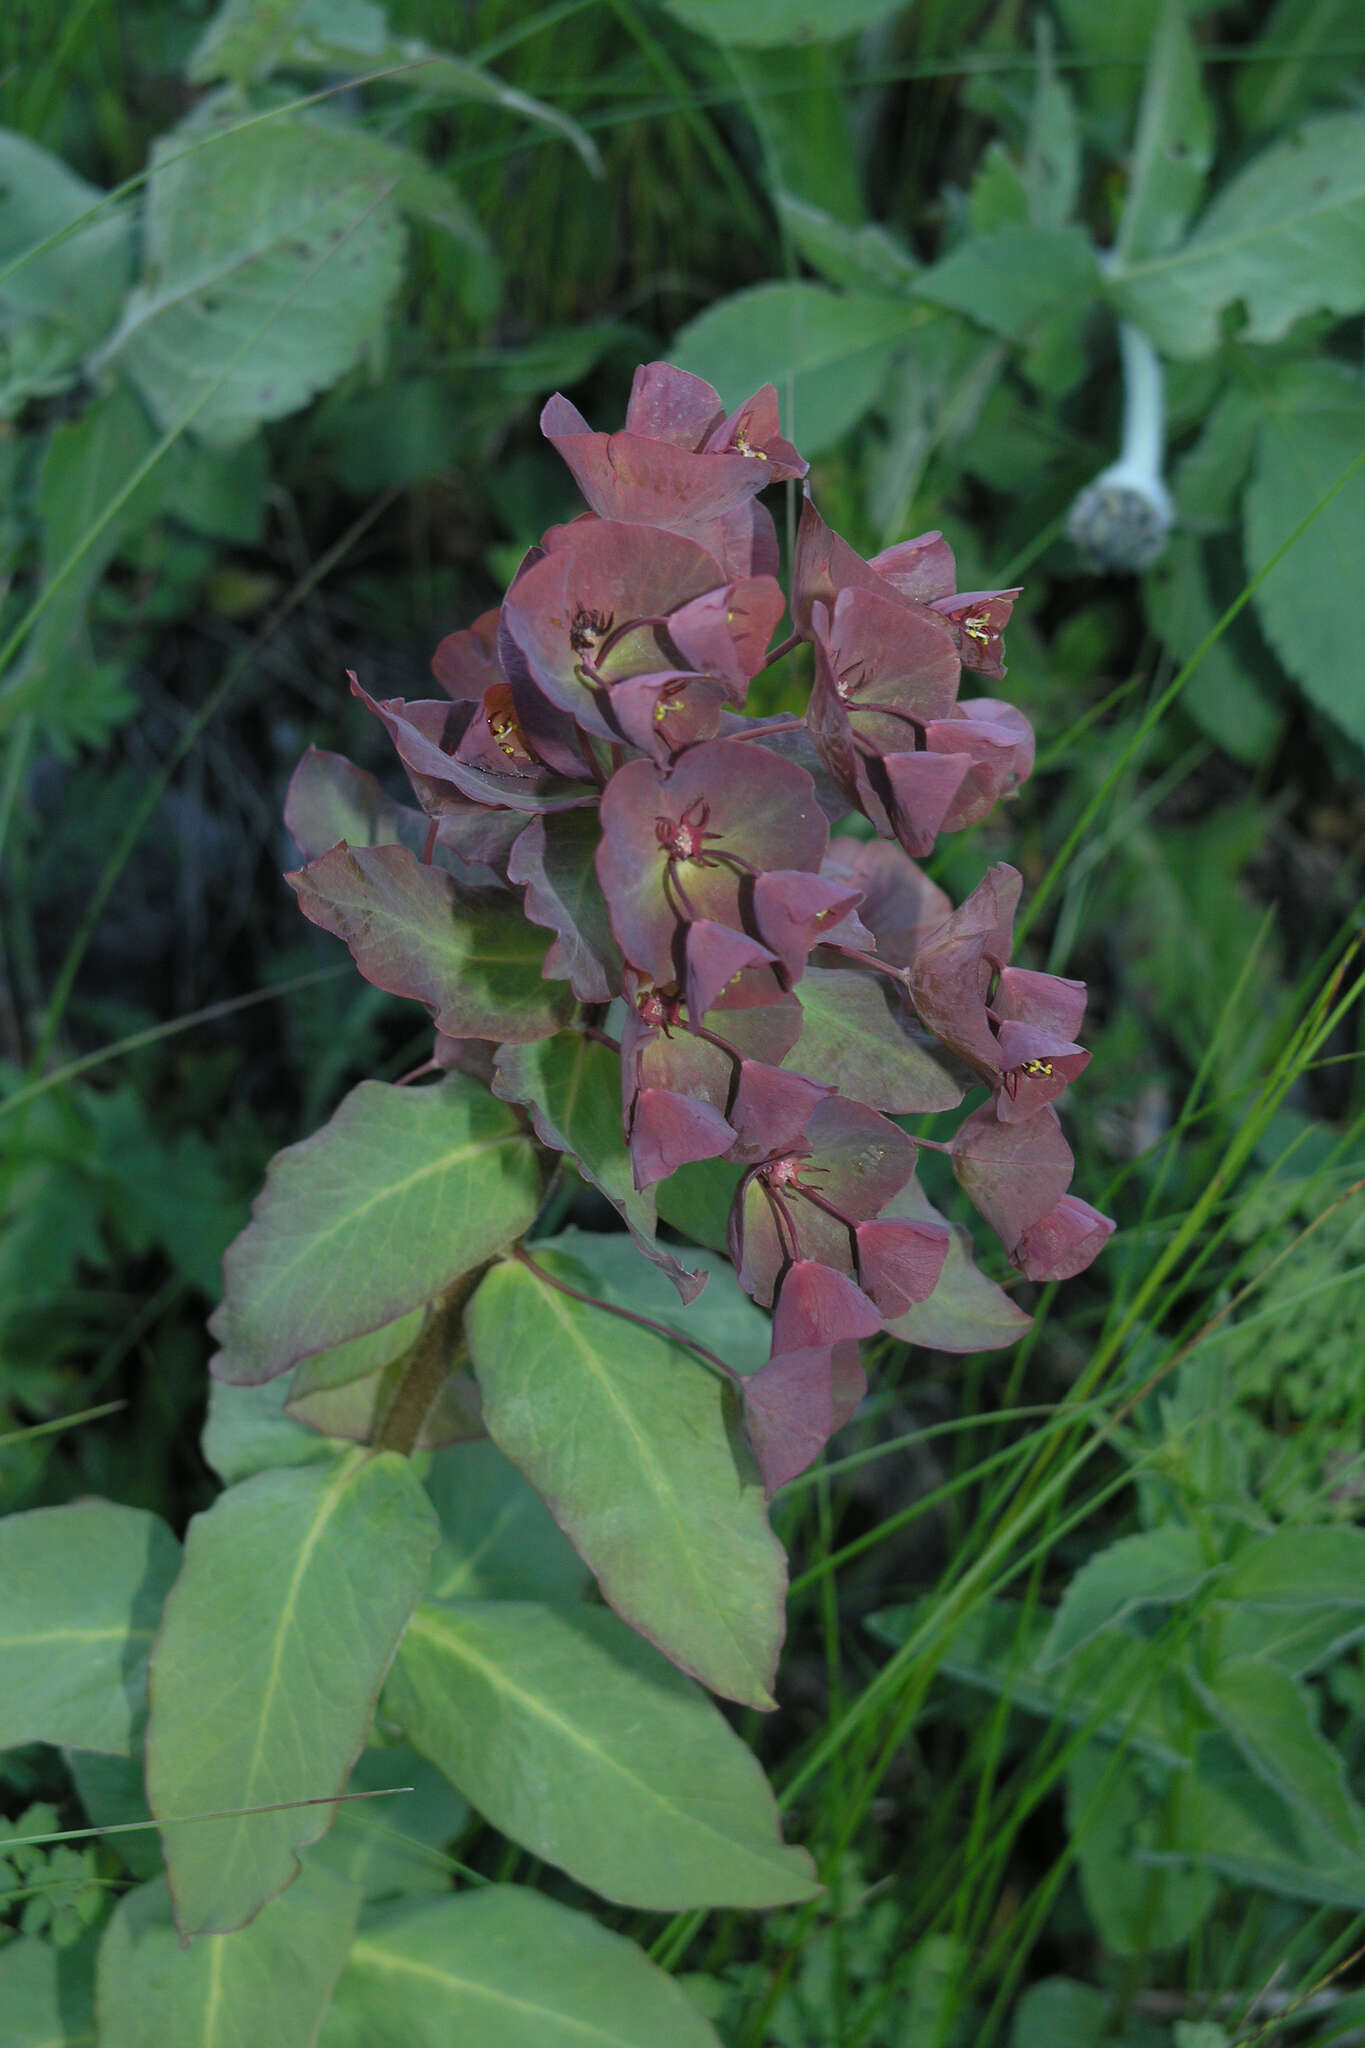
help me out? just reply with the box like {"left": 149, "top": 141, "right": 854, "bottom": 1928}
{"left": 538, "top": 1226, "right": 771, "bottom": 1376}
{"left": 1244, "top": 361, "right": 1365, "bottom": 747}
{"left": 1023, "top": 21, "right": 1081, "bottom": 232}
{"left": 0, "top": 1933, "right": 95, "bottom": 2048}
{"left": 673, "top": 283, "right": 912, "bottom": 456}
{"left": 867, "top": 1601, "right": 1186, "bottom": 1765}
{"left": 289, "top": 843, "right": 572, "bottom": 1044}
{"left": 0, "top": 1503, "right": 180, "bottom": 1757}
{"left": 319, "top": 1886, "right": 720, "bottom": 2047}
{"left": 1009, "top": 1977, "right": 1110, "bottom": 2048}
{"left": 787, "top": 967, "right": 962, "bottom": 1113}
{"left": 426, "top": 1436, "right": 592, "bottom": 1604}
{"left": 1065, "top": 1743, "right": 1214, "bottom": 1956}
{"left": 1221, "top": 1523, "right": 1365, "bottom": 1612}
{"left": 664, "top": 0, "right": 903, "bottom": 44}
{"left": 1144, "top": 536, "right": 1284, "bottom": 767}
{"left": 1188, "top": 1655, "right": 1365, "bottom": 1853}
{"left": 1110, "top": 113, "right": 1365, "bottom": 356}
{"left": 282, "top": 1308, "right": 428, "bottom": 1398}
{"left": 308, "top": 1743, "right": 467, "bottom": 1901}
{"left": 145, "top": 1450, "right": 437, "bottom": 1933}
{"left": 774, "top": 193, "right": 920, "bottom": 297}
{"left": 97, "top": 1864, "right": 359, "bottom": 2048}
{"left": 466, "top": 1253, "right": 786, "bottom": 1709}
{"left": 968, "top": 144, "right": 1030, "bottom": 236}
{"left": 915, "top": 225, "right": 1101, "bottom": 339}
{"left": 493, "top": 1034, "right": 702, "bottom": 1302}
{"left": 97, "top": 99, "right": 405, "bottom": 446}
{"left": 162, "top": 432, "right": 269, "bottom": 544}
{"left": 389, "top": 1600, "right": 818, "bottom": 1909}
{"left": 202, "top": 1371, "right": 345, "bottom": 1485}
{"left": 0, "top": 126, "right": 130, "bottom": 344}
{"left": 1167, "top": 1734, "right": 1365, "bottom": 1907}
{"left": 209, "top": 1076, "right": 541, "bottom": 1385}
{"left": 285, "top": 1345, "right": 482, "bottom": 1451}
{"left": 1039, "top": 1526, "right": 1219, "bottom": 1667}
{"left": 1112, "top": 0, "right": 1213, "bottom": 266}
{"left": 880, "top": 1181, "right": 1032, "bottom": 1355}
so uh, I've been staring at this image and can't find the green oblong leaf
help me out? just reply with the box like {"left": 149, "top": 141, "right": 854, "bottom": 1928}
{"left": 466, "top": 1253, "right": 786, "bottom": 1710}
{"left": 145, "top": 1450, "right": 437, "bottom": 1934}
{"left": 1112, "top": 0, "right": 1213, "bottom": 266}
{"left": 209, "top": 1076, "right": 541, "bottom": 1385}
{"left": 1188, "top": 1656, "right": 1365, "bottom": 1855}
{"left": 389, "top": 1599, "right": 819, "bottom": 1909}
{"left": 1038, "top": 1526, "right": 1218, "bottom": 1668}
{"left": 97, "top": 1864, "right": 360, "bottom": 2048}
{"left": 319, "top": 1887, "right": 720, "bottom": 2048}
{"left": 426, "top": 1437, "right": 591, "bottom": 1604}
{"left": 0, "top": 1503, "right": 181, "bottom": 1758}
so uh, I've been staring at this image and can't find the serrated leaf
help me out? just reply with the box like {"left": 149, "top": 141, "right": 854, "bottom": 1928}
{"left": 774, "top": 193, "right": 920, "bottom": 296}
{"left": 426, "top": 1436, "right": 592, "bottom": 1603}
{"left": 210, "top": 1076, "right": 541, "bottom": 1385}
{"left": 493, "top": 1034, "right": 703, "bottom": 1302}
{"left": 786, "top": 966, "right": 962, "bottom": 1113}
{"left": 1167, "top": 1734, "right": 1365, "bottom": 1907}
{"left": 96, "top": 1864, "right": 359, "bottom": 2048}
{"left": 1188, "top": 1656, "right": 1365, "bottom": 1854}
{"left": 1039, "top": 1526, "right": 1218, "bottom": 1667}
{"left": 915, "top": 225, "right": 1101, "bottom": 339}
{"left": 664, "top": 0, "right": 903, "bottom": 45}
{"left": 1113, "top": 0, "right": 1213, "bottom": 266}
{"left": 1217, "top": 1526, "right": 1365, "bottom": 1675}
{"left": 289, "top": 842, "right": 572, "bottom": 1044}
{"left": 673, "top": 282, "right": 911, "bottom": 455}
{"left": 1111, "top": 112, "right": 1365, "bottom": 356}
{"left": 466, "top": 1252, "right": 786, "bottom": 1709}
{"left": 389, "top": 1600, "right": 818, "bottom": 1908}
{"left": 0, "top": 1503, "right": 181, "bottom": 1757}
{"left": 319, "top": 1886, "right": 720, "bottom": 2047}
{"left": 97, "top": 99, "right": 405, "bottom": 446}
{"left": 1066, "top": 1743, "right": 1214, "bottom": 1957}
{"left": 1244, "top": 361, "right": 1365, "bottom": 746}
{"left": 145, "top": 1450, "right": 437, "bottom": 1933}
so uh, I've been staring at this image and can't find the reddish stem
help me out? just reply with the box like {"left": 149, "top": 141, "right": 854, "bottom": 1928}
{"left": 759, "top": 632, "right": 803, "bottom": 671}
{"left": 513, "top": 1246, "right": 738, "bottom": 1384}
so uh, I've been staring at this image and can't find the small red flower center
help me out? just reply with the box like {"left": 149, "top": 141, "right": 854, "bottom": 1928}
{"left": 655, "top": 796, "right": 717, "bottom": 863}
{"left": 569, "top": 604, "right": 614, "bottom": 658}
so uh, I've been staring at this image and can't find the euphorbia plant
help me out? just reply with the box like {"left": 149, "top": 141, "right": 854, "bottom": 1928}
{"left": 0, "top": 366, "right": 1113, "bottom": 2041}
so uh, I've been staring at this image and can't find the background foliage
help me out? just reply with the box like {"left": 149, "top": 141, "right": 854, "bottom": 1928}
{"left": 2, "top": 0, "right": 1365, "bottom": 2042}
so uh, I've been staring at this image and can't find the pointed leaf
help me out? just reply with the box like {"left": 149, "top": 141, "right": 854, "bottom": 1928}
{"left": 1113, "top": 0, "right": 1214, "bottom": 265}
{"left": 288, "top": 841, "right": 572, "bottom": 1043}
{"left": 466, "top": 1253, "right": 786, "bottom": 1709}
{"left": 1189, "top": 1656, "right": 1365, "bottom": 1854}
{"left": 97, "top": 1864, "right": 360, "bottom": 2048}
{"left": 210, "top": 1077, "right": 541, "bottom": 1385}
{"left": 0, "top": 1504, "right": 180, "bottom": 1757}
{"left": 319, "top": 1887, "right": 720, "bottom": 2047}
{"left": 389, "top": 1599, "right": 818, "bottom": 1908}
{"left": 880, "top": 1180, "right": 1032, "bottom": 1353}
{"left": 1039, "top": 1526, "right": 1219, "bottom": 1667}
{"left": 284, "top": 746, "right": 426, "bottom": 863}
{"left": 507, "top": 811, "right": 622, "bottom": 1003}
{"left": 915, "top": 225, "right": 1101, "bottom": 338}
{"left": 145, "top": 1450, "right": 438, "bottom": 1933}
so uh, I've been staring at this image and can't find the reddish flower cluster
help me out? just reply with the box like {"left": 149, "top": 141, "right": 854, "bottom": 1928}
{"left": 285, "top": 363, "right": 1113, "bottom": 1493}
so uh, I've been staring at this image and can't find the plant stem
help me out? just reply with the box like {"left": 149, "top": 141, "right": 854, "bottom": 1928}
{"left": 375, "top": 1273, "right": 484, "bottom": 1457}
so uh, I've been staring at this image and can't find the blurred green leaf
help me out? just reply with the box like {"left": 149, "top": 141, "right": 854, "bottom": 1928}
{"left": 916, "top": 226, "right": 1101, "bottom": 339}
{"left": 1039, "top": 1526, "right": 1219, "bottom": 1667}
{"left": 664, "top": 0, "right": 907, "bottom": 48}
{"left": 1234, "top": 0, "right": 1364, "bottom": 135}
{"left": 673, "top": 283, "right": 912, "bottom": 456}
{"left": 1066, "top": 1743, "right": 1216, "bottom": 1956}
{"left": 1111, "top": 113, "right": 1365, "bottom": 356}
{"left": 1189, "top": 1654, "right": 1365, "bottom": 1852}
{"left": 1244, "top": 359, "right": 1365, "bottom": 746}
{"left": 1113, "top": 0, "right": 1214, "bottom": 266}
{"left": 0, "top": 127, "right": 130, "bottom": 392}
{"left": 0, "top": 1932, "right": 96, "bottom": 2048}
{"left": 1144, "top": 536, "right": 1284, "bottom": 766}
{"left": 1024, "top": 20, "right": 1081, "bottom": 231}
{"left": 774, "top": 193, "right": 920, "bottom": 296}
